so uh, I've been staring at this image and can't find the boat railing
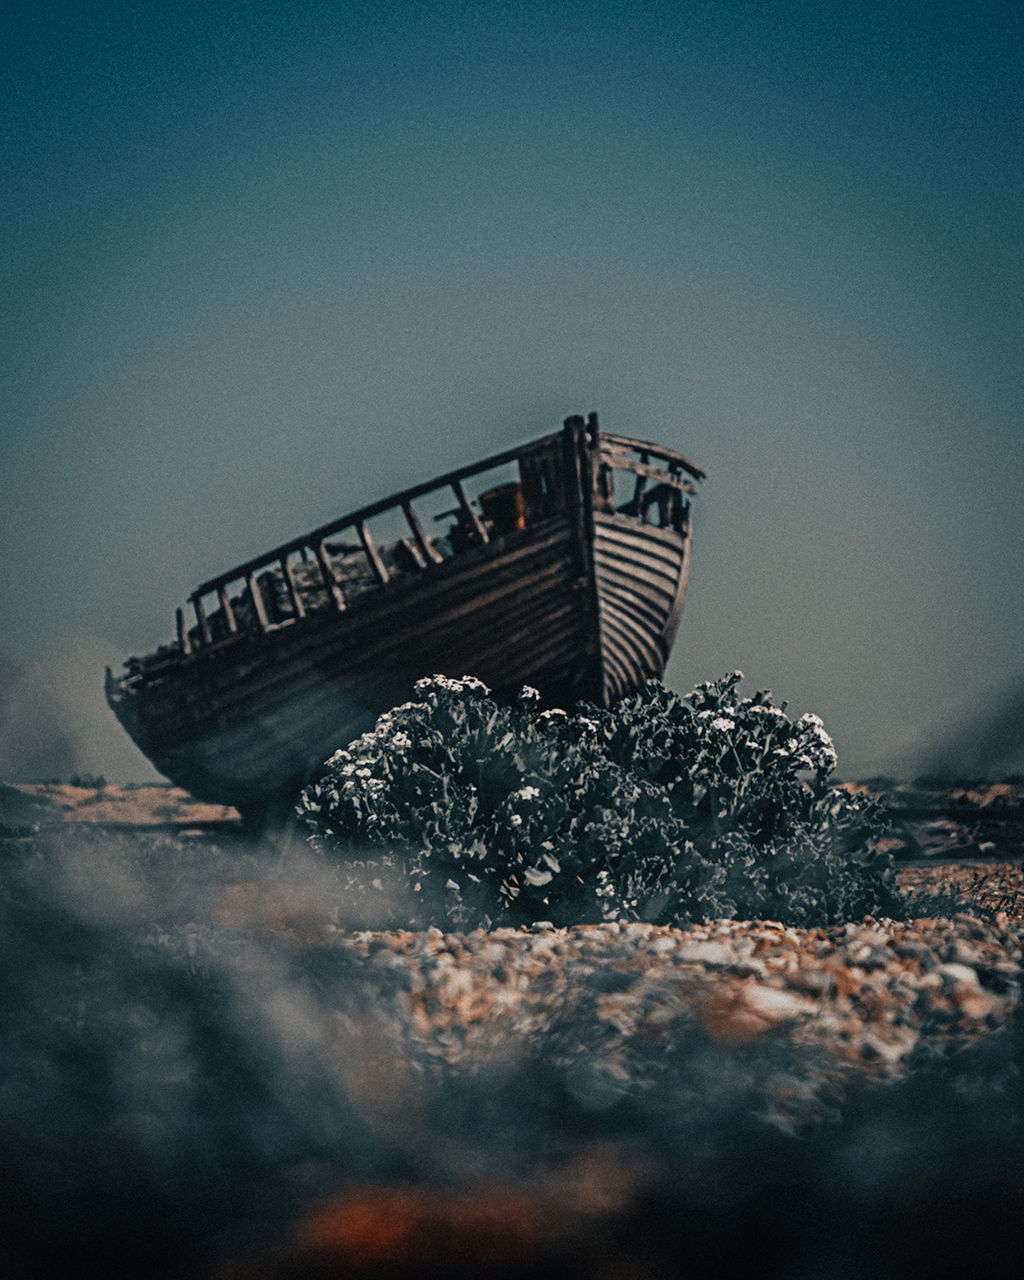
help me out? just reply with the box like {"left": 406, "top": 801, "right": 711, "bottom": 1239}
{"left": 594, "top": 431, "right": 704, "bottom": 535}
{"left": 598, "top": 431, "right": 705, "bottom": 481}
{"left": 177, "top": 430, "right": 567, "bottom": 654}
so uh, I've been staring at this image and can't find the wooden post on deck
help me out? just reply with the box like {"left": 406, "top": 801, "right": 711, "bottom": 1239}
{"left": 176, "top": 607, "right": 192, "bottom": 655}
{"left": 192, "top": 595, "right": 212, "bottom": 646}
{"left": 217, "top": 584, "right": 238, "bottom": 633}
{"left": 281, "top": 558, "right": 306, "bottom": 619}
{"left": 246, "top": 572, "right": 270, "bottom": 632}
{"left": 314, "top": 541, "right": 347, "bottom": 611}
{"left": 402, "top": 499, "right": 444, "bottom": 564}
{"left": 562, "top": 414, "right": 601, "bottom": 701}
{"left": 630, "top": 456, "right": 649, "bottom": 516}
{"left": 358, "top": 521, "right": 390, "bottom": 584}
{"left": 451, "top": 480, "right": 489, "bottom": 543}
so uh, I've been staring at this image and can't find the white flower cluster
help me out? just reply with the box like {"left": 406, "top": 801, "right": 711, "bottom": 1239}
{"left": 413, "top": 674, "right": 491, "bottom": 696}
{"left": 796, "top": 712, "right": 827, "bottom": 733}
{"left": 794, "top": 712, "right": 838, "bottom": 773}
{"left": 696, "top": 709, "right": 735, "bottom": 732}
{"left": 594, "top": 868, "right": 616, "bottom": 900}
{"left": 745, "top": 704, "right": 789, "bottom": 722}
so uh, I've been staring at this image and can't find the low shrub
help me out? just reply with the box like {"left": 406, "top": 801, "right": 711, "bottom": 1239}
{"left": 299, "top": 673, "right": 902, "bottom": 930}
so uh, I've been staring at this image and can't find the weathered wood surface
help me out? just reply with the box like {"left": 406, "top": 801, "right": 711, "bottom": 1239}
{"left": 108, "top": 417, "right": 701, "bottom": 812}
{"left": 599, "top": 431, "right": 706, "bottom": 479}
{"left": 118, "top": 525, "right": 594, "bottom": 807}
{"left": 593, "top": 509, "right": 692, "bottom": 703}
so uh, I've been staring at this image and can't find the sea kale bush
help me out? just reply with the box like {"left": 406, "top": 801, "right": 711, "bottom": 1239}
{"left": 299, "top": 673, "right": 902, "bottom": 930}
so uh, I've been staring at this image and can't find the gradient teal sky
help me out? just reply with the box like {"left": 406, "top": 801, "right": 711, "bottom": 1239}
{"left": 3, "top": 0, "right": 1022, "bottom": 780}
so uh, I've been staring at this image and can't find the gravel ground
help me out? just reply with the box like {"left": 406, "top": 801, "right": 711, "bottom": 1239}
{"left": 6, "top": 816, "right": 1023, "bottom": 1278}
{"left": 216, "top": 863, "right": 1024, "bottom": 1279}
{"left": 334, "top": 904, "right": 1021, "bottom": 1092}
{"left": 220, "top": 861, "right": 1024, "bottom": 1143}
{"left": 899, "top": 860, "right": 1024, "bottom": 917}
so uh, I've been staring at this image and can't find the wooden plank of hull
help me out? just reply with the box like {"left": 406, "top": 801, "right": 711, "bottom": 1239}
{"left": 142, "top": 608, "right": 592, "bottom": 806}
{"left": 169, "top": 548, "right": 578, "bottom": 731}
{"left": 140, "top": 523, "right": 587, "bottom": 732}
{"left": 594, "top": 516, "right": 689, "bottom": 573}
{"left": 592, "top": 510, "right": 692, "bottom": 705}
{"left": 112, "top": 517, "right": 602, "bottom": 807}
{"left": 122, "top": 523, "right": 570, "bottom": 707}
{"left": 599, "top": 598, "right": 667, "bottom": 670}
{"left": 594, "top": 572, "right": 672, "bottom": 635}
{"left": 209, "top": 570, "right": 586, "bottom": 752}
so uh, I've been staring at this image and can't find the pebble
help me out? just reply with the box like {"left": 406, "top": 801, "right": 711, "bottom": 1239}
{"left": 739, "top": 984, "right": 816, "bottom": 1021}
{"left": 675, "top": 940, "right": 735, "bottom": 966}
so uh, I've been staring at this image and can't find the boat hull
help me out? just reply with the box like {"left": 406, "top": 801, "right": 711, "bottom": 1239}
{"left": 107, "top": 417, "right": 701, "bottom": 814}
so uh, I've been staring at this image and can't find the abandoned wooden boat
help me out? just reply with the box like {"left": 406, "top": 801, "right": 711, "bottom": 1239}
{"left": 106, "top": 414, "right": 704, "bottom": 818}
